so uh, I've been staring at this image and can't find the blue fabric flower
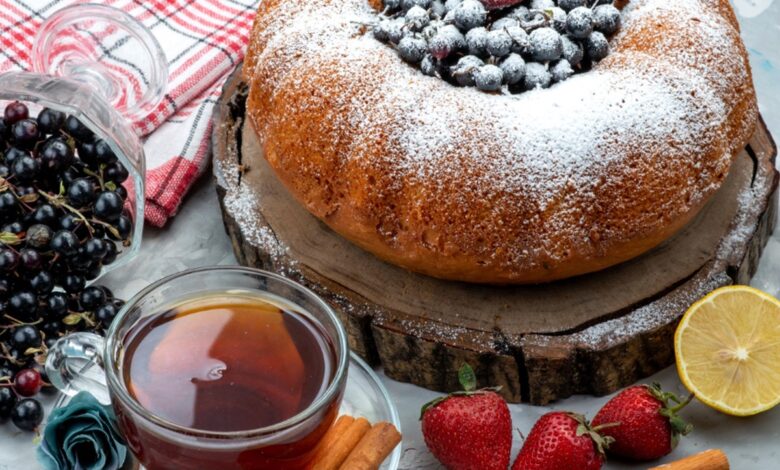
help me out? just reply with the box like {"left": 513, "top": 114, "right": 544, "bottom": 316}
{"left": 36, "top": 391, "right": 129, "bottom": 470}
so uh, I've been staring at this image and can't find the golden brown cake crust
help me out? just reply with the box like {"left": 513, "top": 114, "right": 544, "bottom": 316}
{"left": 242, "top": 0, "right": 758, "bottom": 284}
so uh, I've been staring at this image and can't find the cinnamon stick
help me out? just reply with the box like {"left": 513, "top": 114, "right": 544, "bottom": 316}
{"left": 311, "top": 417, "right": 371, "bottom": 470}
{"left": 649, "top": 449, "right": 729, "bottom": 470}
{"left": 339, "top": 422, "right": 402, "bottom": 470}
{"left": 311, "top": 415, "right": 355, "bottom": 460}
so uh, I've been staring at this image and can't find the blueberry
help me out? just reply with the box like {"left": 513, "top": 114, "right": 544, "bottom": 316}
{"left": 474, "top": 64, "right": 504, "bottom": 91}
{"left": 405, "top": 5, "right": 430, "bottom": 31}
{"left": 524, "top": 62, "right": 552, "bottom": 90}
{"left": 593, "top": 4, "right": 621, "bottom": 35}
{"left": 429, "top": 25, "right": 465, "bottom": 59}
{"left": 561, "top": 34, "right": 584, "bottom": 66}
{"left": 452, "top": 0, "right": 486, "bottom": 30}
{"left": 566, "top": 7, "right": 594, "bottom": 39}
{"left": 550, "top": 59, "right": 574, "bottom": 83}
{"left": 37, "top": 108, "right": 66, "bottom": 135}
{"left": 507, "top": 5, "right": 530, "bottom": 21}
{"left": 386, "top": 18, "right": 406, "bottom": 44}
{"left": 486, "top": 29, "right": 512, "bottom": 57}
{"left": 444, "top": 0, "right": 462, "bottom": 11}
{"left": 558, "top": 0, "right": 586, "bottom": 12}
{"left": 491, "top": 17, "right": 520, "bottom": 31}
{"left": 397, "top": 36, "right": 428, "bottom": 63}
{"left": 465, "top": 27, "right": 489, "bottom": 56}
{"left": 530, "top": 27, "right": 562, "bottom": 62}
{"left": 529, "top": 0, "right": 554, "bottom": 8}
{"left": 451, "top": 55, "right": 484, "bottom": 86}
{"left": 505, "top": 26, "right": 530, "bottom": 54}
{"left": 549, "top": 7, "right": 568, "bottom": 34}
{"left": 430, "top": 0, "right": 446, "bottom": 18}
{"left": 420, "top": 54, "right": 439, "bottom": 76}
{"left": 401, "top": 0, "right": 431, "bottom": 10}
{"left": 585, "top": 31, "right": 609, "bottom": 61}
{"left": 499, "top": 53, "right": 526, "bottom": 85}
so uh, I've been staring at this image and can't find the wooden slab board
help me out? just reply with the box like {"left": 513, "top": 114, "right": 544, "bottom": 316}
{"left": 212, "top": 66, "right": 778, "bottom": 404}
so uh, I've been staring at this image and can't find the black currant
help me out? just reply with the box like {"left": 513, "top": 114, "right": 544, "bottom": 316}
{"left": 45, "top": 292, "right": 69, "bottom": 317}
{"left": 94, "top": 191, "right": 123, "bottom": 221}
{"left": 26, "top": 224, "right": 53, "bottom": 249}
{"left": 66, "top": 177, "right": 96, "bottom": 207}
{"left": 65, "top": 116, "right": 94, "bottom": 142}
{"left": 8, "top": 291, "right": 37, "bottom": 318}
{"left": 11, "top": 155, "right": 40, "bottom": 182}
{"left": 1, "top": 221, "right": 24, "bottom": 234}
{"left": 4, "top": 101, "right": 29, "bottom": 125}
{"left": 95, "top": 303, "right": 119, "bottom": 328}
{"left": 11, "top": 119, "right": 40, "bottom": 149}
{"left": 11, "top": 398, "right": 43, "bottom": 431}
{"left": 32, "top": 204, "right": 58, "bottom": 227}
{"left": 0, "top": 164, "right": 8, "bottom": 178}
{"left": 37, "top": 108, "right": 66, "bottom": 135}
{"left": 103, "top": 241, "right": 118, "bottom": 265}
{"left": 11, "top": 325, "right": 41, "bottom": 350}
{"left": 0, "top": 191, "right": 17, "bottom": 215}
{"left": 0, "top": 387, "right": 16, "bottom": 423}
{"left": 29, "top": 270, "right": 54, "bottom": 294}
{"left": 18, "top": 248, "right": 42, "bottom": 272}
{"left": 80, "top": 286, "right": 106, "bottom": 310}
{"left": 62, "top": 273, "right": 85, "bottom": 293}
{"left": 50, "top": 229, "right": 80, "bottom": 256}
{"left": 94, "top": 140, "right": 117, "bottom": 165}
{"left": 0, "top": 248, "right": 18, "bottom": 272}
{"left": 3, "top": 147, "right": 27, "bottom": 167}
{"left": 84, "top": 238, "right": 108, "bottom": 260}
{"left": 40, "top": 137, "right": 74, "bottom": 171}
{"left": 104, "top": 162, "right": 129, "bottom": 183}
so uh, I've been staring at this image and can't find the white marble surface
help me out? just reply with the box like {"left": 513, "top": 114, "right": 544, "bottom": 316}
{"left": 2, "top": 1, "right": 780, "bottom": 468}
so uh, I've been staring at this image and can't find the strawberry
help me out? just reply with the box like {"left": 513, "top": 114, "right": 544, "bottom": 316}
{"left": 512, "top": 412, "right": 611, "bottom": 470}
{"left": 420, "top": 364, "right": 512, "bottom": 470}
{"left": 591, "top": 383, "right": 693, "bottom": 461}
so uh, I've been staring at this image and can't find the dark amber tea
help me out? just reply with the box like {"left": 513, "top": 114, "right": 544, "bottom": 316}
{"left": 121, "top": 295, "right": 336, "bottom": 432}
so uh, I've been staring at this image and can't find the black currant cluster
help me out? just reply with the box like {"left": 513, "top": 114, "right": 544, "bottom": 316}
{"left": 373, "top": 0, "right": 621, "bottom": 92}
{"left": 0, "top": 100, "right": 130, "bottom": 432}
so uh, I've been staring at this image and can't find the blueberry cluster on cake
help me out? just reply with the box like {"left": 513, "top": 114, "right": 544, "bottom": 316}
{"left": 242, "top": 0, "right": 758, "bottom": 284}
{"left": 373, "top": 0, "right": 621, "bottom": 92}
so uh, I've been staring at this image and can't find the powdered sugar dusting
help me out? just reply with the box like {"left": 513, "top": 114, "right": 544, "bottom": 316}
{"left": 244, "top": 0, "right": 756, "bottom": 281}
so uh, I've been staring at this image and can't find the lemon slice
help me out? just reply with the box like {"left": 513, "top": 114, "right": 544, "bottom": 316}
{"left": 674, "top": 285, "right": 780, "bottom": 416}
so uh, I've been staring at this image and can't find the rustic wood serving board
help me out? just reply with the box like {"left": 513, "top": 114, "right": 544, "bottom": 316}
{"left": 212, "top": 66, "right": 778, "bottom": 404}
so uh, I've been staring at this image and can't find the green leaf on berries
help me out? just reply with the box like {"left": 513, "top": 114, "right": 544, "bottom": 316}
{"left": 105, "top": 181, "right": 117, "bottom": 191}
{"left": 0, "top": 231, "right": 23, "bottom": 246}
{"left": 24, "top": 347, "right": 42, "bottom": 356}
{"left": 63, "top": 313, "right": 83, "bottom": 326}
{"left": 459, "top": 363, "right": 477, "bottom": 392}
{"left": 20, "top": 193, "right": 40, "bottom": 204}
{"left": 649, "top": 383, "right": 694, "bottom": 449}
{"left": 59, "top": 180, "right": 66, "bottom": 196}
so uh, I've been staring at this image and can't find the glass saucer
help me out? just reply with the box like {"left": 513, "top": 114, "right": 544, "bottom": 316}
{"left": 342, "top": 352, "right": 403, "bottom": 470}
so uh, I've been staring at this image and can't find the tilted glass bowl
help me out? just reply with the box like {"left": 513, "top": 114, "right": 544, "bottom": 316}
{"left": 0, "top": 3, "right": 168, "bottom": 273}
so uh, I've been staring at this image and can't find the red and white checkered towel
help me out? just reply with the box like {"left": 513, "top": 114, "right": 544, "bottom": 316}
{"left": 0, "top": 0, "right": 259, "bottom": 226}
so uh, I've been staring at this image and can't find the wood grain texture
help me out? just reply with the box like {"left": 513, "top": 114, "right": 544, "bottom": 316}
{"left": 212, "top": 67, "right": 778, "bottom": 404}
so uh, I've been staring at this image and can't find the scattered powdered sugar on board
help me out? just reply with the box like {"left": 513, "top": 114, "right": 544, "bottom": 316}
{"left": 243, "top": 0, "right": 755, "bottom": 276}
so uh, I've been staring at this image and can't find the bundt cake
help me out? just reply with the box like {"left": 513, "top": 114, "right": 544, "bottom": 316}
{"left": 242, "top": 0, "right": 757, "bottom": 284}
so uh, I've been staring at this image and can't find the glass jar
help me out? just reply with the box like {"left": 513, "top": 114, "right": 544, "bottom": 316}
{"left": 0, "top": 3, "right": 168, "bottom": 274}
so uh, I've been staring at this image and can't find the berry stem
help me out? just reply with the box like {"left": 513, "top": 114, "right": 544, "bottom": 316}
{"left": 37, "top": 190, "right": 95, "bottom": 235}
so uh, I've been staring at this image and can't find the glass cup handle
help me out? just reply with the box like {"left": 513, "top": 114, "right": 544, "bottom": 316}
{"left": 46, "top": 332, "right": 111, "bottom": 405}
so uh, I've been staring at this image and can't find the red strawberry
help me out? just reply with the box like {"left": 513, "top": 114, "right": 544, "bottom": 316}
{"left": 512, "top": 412, "right": 611, "bottom": 470}
{"left": 420, "top": 364, "right": 511, "bottom": 470}
{"left": 591, "top": 383, "right": 693, "bottom": 461}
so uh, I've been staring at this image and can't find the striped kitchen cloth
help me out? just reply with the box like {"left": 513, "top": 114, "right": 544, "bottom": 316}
{"left": 0, "top": 0, "right": 259, "bottom": 226}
